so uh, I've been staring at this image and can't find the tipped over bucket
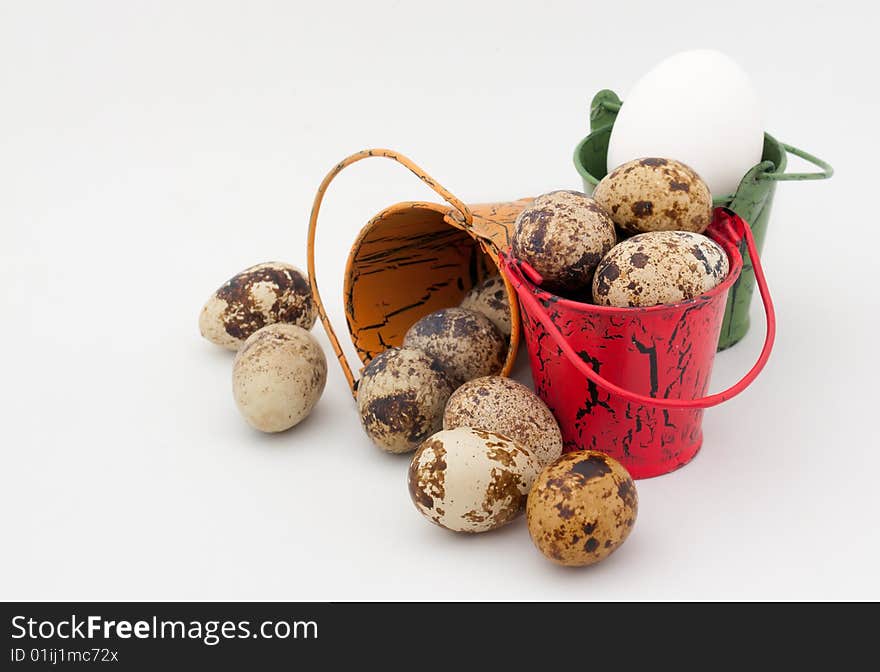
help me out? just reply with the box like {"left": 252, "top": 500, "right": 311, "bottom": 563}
{"left": 307, "top": 148, "right": 532, "bottom": 397}
{"left": 500, "top": 208, "right": 776, "bottom": 479}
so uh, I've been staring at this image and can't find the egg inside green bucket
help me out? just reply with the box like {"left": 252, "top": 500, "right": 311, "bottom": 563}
{"left": 573, "top": 91, "right": 788, "bottom": 351}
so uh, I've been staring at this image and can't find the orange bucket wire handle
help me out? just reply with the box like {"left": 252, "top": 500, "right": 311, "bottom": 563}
{"left": 307, "top": 148, "right": 489, "bottom": 398}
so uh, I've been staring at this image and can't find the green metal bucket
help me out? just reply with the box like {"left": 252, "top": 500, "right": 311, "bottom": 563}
{"left": 573, "top": 90, "right": 833, "bottom": 350}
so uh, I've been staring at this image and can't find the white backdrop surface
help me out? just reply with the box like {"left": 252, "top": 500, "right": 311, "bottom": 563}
{"left": 1, "top": 0, "right": 877, "bottom": 600}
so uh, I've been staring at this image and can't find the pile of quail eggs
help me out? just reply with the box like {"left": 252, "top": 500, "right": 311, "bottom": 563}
{"left": 512, "top": 157, "right": 727, "bottom": 306}
{"left": 198, "top": 155, "right": 728, "bottom": 569}
{"left": 199, "top": 261, "right": 327, "bottom": 433}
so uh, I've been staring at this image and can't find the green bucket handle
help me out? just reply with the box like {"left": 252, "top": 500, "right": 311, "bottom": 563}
{"left": 759, "top": 144, "right": 833, "bottom": 182}
{"left": 588, "top": 89, "right": 834, "bottom": 188}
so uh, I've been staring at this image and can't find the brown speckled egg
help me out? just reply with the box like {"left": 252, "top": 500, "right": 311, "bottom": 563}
{"left": 527, "top": 451, "right": 638, "bottom": 567}
{"left": 443, "top": 376, "right": 562, "bottom": 467}
{"left": 459, "top": 275, "right": 512, "bottom": 338}
{"left": 511, "top": 191, "right": 616, "bottom": 293}
{"left": 408, "top": 427, "right": 541, "bottom": 533}
{"left": 593, "top": 157, "right": 712, "bottom": 234}
{"left": 232, "top": 323, "right": 326, "bottom": 433}
{"left": 592, "top": 231, "right": 729, "bottom": 307}
{"left": 403, "top": 308, "right": 505, "bottom": 386}
{"left": 200, "top": 262, "right": 317, "bottom": 350}
{"left": 356, "top": 347, "right": 454, "bottom": 454}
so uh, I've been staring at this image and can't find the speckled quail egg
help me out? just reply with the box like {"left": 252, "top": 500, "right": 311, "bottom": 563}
{"left": 527, "top": 451, "right": 638, "bottom": 567}
{"left": 200, "top": 262, "right": 317, "bottom": 350}
{"left": 403, "top": 307, "right": 505, "bottom": 386}
{"left": 356, "top": 347, "right": 455, "bottom": 454}
{"left": 443, "top": 376, "right": 562, "bottom": 467}
{"left": 593, "top": 158, "right": 713, "bottom": 234}
{"left": 511, "top": 191, "right": 616, "bottom": 293}
{"left": 459, "top": 275, "right": 512, "bottom": 338}
{"left": 592, "top": 231, "right": 729, "bottom": 307}
{"left": 408, "top": 427, "right": 541, "bottom": 533}
{"left": 232, "top": 323, "right": 326, "bottom": 433}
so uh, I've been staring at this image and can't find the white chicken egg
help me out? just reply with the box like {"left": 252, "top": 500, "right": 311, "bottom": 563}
{"left": 607, "top": 50, "right": 764, "bottom": 197}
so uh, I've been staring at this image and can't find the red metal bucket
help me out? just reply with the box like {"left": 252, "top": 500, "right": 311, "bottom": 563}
{"left": 499, "top": 209, "right": 776, "bottom": 479}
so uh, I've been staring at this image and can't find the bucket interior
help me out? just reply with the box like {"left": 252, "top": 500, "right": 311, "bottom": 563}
{"left": 344, "top": 202, "right": 498, "bottom": 365}
{"left": 574, "top": 129, "right": 786, "bottom": 205}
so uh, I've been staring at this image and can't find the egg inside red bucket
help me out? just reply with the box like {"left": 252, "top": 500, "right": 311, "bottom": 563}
{"left": 499, "top": 207, "right": 775, "bottom": 479}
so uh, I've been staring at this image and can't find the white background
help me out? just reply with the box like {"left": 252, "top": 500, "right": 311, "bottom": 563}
{"left": 1, "top": 0, "right": 877, "bottom": 601}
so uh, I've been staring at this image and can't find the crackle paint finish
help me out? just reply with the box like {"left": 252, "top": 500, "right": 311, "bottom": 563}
{"left": 527, "top": 451, "right": 638, "bottom": 567}
{"left": 308, "top": 149, "right": 534, "bottom": 397}
{"left": 408, "top": 427, "right": 541, "bottom": 533}
{"left": 343, "top": 199, "right": 531, "bottom": 371}
{"left": 502, "top": 216, "right": 744, "bottom": 479}
{"left": 520, "top": 293, "right": 725, "bottom": 478}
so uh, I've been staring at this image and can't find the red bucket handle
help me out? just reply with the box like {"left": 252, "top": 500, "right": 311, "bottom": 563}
{"left": 502, "top": 209, "right": 776, "bottom": 409}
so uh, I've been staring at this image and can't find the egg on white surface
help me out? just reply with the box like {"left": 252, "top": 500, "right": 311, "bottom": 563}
{"left": 408, "top": 427, "right": 541, "bottom": 533}
{"left": 199, "top": 262, "right": 316, "bottom": 351}
{"left": 527, "top": 451, "right": 638, "bottom": 567}
{"left": 232, "top": 323, "right": 326, "bottom": 433}
{"left": 607, "top": 50, "right": 764, "bottom": 197}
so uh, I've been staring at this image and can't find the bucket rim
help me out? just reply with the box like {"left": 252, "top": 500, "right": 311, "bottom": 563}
{"left": 501, "top": 215, "right": 744, "bottom": 317}
{"left": 346, "top": 200, "right": 450, "bottom": 258}
{"left": 341, "top": 198, "right": 522, "bottom": 374}
{"left": 572, "top": 128, "right": 787, "bottom": 206}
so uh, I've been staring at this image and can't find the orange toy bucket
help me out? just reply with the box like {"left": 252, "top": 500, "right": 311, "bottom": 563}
{"left": 306, "top": 149, "right": 532, "bottom": 396}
